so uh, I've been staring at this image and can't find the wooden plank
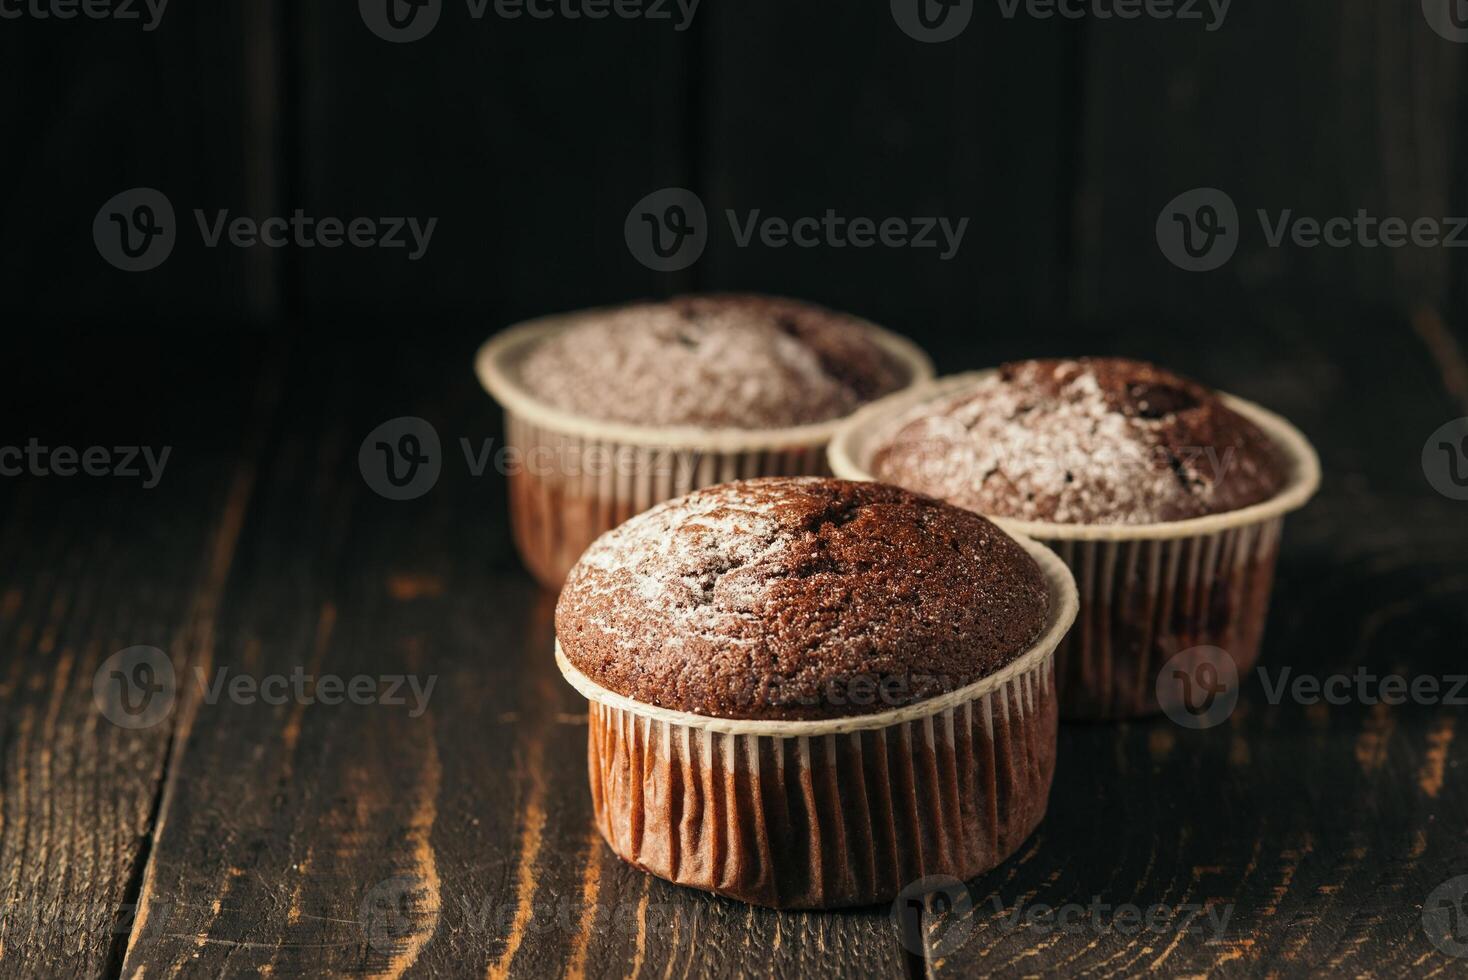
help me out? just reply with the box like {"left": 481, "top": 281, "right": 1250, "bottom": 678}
{"left": 115, "top": 329, "right": 911, "bottom": 977}
{"left": 0, "top": 330, "right": 270, "bottom": 978}
{"left": 927, "top": 307, "right": 1468, "bottom": 977}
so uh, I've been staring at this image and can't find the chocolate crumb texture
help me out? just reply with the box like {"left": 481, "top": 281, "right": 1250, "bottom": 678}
{"left": 519, "top": 294, "right": 913, "bottom": 429}
{"left": 871, "top": 357, "right": 1288, "bottom": 524}
{"left": 556, "top": 477, "right": 1052, "bottom": 721}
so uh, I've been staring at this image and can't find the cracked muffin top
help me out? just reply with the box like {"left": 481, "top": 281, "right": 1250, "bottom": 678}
{"left": 518, "top": 294, "right": 915, "bottom": 429}
{"left": 555, "top": 477, "right": 1052, "bottom": 721}
{"left": 869, "top": 358, "right": 1288, "bottom": 525}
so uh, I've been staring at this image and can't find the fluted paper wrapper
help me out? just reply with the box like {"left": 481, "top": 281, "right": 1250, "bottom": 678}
{"left": 504, "top": 413, "right": 827, "bottom": 589}
{"left": 556, "top": 535, "right": 1078, "bottom": 909}
{"left": 1038, "top": 518, "right": 1281, "bottom": 719}
{"left": 826, "top": 369, "right": 1321, "bottom": 722}
{"left": 584, "top": 657, "right": 1056, "bottom": 909}
{"left": 477, "top": 312, "right": 934, "bottom": 590}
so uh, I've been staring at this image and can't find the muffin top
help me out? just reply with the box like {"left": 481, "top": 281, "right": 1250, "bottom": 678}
{"left": 518, "top": 294, "right": 912, "bottom": 429}
{"left": 556, "top": 477, "right": 1052, "bottom": 721}
{"left": 870, "top": 358, "right": 1287, "bottom": 525}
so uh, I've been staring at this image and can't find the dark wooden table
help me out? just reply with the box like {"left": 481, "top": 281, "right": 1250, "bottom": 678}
{"left": 2, "top": 308, "right": 1466, "bottom": 979}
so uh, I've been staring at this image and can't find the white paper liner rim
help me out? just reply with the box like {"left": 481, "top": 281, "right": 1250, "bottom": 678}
{"left": 826, "top": 369, "right": 1322, "bottom": 542}
{"left": 475, "top": 308, "right": 935, "bottom": 452}
{"left": 554, "top": 531, "right": 1078, "bottom": 737}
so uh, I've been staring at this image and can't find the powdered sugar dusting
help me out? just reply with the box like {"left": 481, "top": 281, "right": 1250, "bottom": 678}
{"left": 555, "top": 477, "right": 1054, "bottom": 721}
{"left": 575, "top": 480, "right": 809, "bottom": 643}
{"left": 871, "top": 359, "right": 1286, "bottom": 524}
{"left": 518, "top": 295, "right": 909, "bottom": 429}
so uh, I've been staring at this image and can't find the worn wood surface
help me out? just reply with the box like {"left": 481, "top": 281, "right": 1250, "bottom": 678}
{"left": 0, "top": 311, "right": 1463, "bottom": 978}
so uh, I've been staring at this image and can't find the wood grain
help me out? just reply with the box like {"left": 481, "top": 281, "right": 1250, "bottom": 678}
{"left": 104, "top": 334, "right": 909, "bottom": 978}
{"left": 5, "top": 316, "right": 1466, "bottom": 978}
{"left": 925, "top": 308, "right": 1468, "bottom": 977}
{"left": 0, "top": 332, "right": 271, "bottom": 979}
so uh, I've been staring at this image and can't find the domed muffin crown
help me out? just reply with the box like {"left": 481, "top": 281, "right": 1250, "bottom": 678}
{"left": 871, "top": 358, "right": 1287, "bottom": 524}
{"left": 555, "top": 477, "right": 1052, "bottom": 721}
{"left": 519, "top": 294, "right": 912, "bottom": 429}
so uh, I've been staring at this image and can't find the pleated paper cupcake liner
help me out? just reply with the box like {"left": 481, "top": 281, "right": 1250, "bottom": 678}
{"left": 477, "top": 311, "right": 934, "bottom": 590}
{"left": 503, "top": 413, "right": 828, "bottom": 589}
{"left": 1036, "top": 518, "right": 1281, "bottom": 719}
{"left": 827, "top": 370, "right": 1321, "bottom": 721}
{"left": 556, "top": 534, "right": 1078, "bottom": 909}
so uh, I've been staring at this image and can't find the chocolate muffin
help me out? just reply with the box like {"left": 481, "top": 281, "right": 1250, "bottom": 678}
{"left": 477, "top": 295, "right": 932, "bottom": 589}
{"left": 870, "top": 358, "right": 1287, "bottom": 524}
{"left": 554, "top": 477, "right": 1079, "bottom": 908}
{"left": 520, "top": 294, "right": 912, "bottom": 429}
{"left": 829, "top": 361, "right": 1320, "bottom": 721}
{"left": 557, "top": 476, "right": 1051, "bottom": 721}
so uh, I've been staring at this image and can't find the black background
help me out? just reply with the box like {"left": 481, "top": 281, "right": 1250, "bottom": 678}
{"left": 5, "top": 2, "right": 1466, "bottom": 337}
